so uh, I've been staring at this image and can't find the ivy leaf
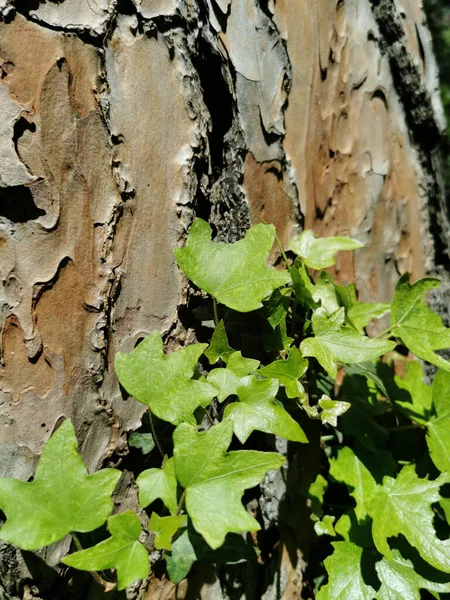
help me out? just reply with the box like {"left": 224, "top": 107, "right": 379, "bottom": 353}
{"left": 348, "top": 301, "right": 391, "bottom": 333}
{"left": 335, "top": 510, "right": 374, "bottom": 548}
{"left": 329, "top": 447, "right": 377, "bottom": 520}
{"left": 394, "top": 361, "right": 433, "bottom": 425}
{"left": 174, "top": 219, "right": 291, "bottom": 312}
{"left": 368, "top": 465, "right": 450, "bottom": 572}
{"left": 375, "top": 550, "right": 450, "bottom": 600}
{"left": 391, "top": 274, "right": 450, "bottom": 370}
{"left": 258, "top": 346, "right": 308, "bottom": 398}
{"left": 149, "top": 513, "right": 186, "bottom": 551}
{"left": 128, "top": 432, "right": 156, "bottom": 455}
{"left": 223, "top": 375, "right": 308, "bottom": 443}
{"left": 317, "top": 541, "right": 376, "bottom": 599}
{"left": 136, "top": 457, "right": 178, "bottom": 515}
{"left": 290, "top": 230, "right": 363, "bottom": 270}
{"left": 300, "top": 308, "right": 396, "bottom": 378}
{"left": 314, "top": 515, "right": 336, "bottom": 537}
{"left": 63, "top": 511, "right": 149, "bottom": 591}
{"left": 427, "top": 369, "right": 450, "bottom": 473}
{"left": 207, "top": 351, "right": 260, "bottom": 402}
{"left": 312, "top": 271, "right": 341, "bottom": 315}
{"left": 266, "top": 289, "right": 290, "bottom": 329}
{"left": 291, "top": 258, "right": 319, "bottom": 307}
{"left": 0, "top": 420, "right": 120, "bottom": 550}
{"left": 165, "top": 529, "right": 197, "bottom": 584}
{"left": 173, "top": 420, "right": 285, "bottom": 548}
{"left": 205, "top": 320, "right": 234, "bottom": 364}
{"left": 318, "top": 395, "right": 351, "bottom": 427}
{"left": 115, "top": 333, "right": 216, "bottom": 425}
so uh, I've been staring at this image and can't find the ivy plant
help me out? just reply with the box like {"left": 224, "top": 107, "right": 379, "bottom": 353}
{"left": 1, "top": 217, "right": 450, "bottom": 597}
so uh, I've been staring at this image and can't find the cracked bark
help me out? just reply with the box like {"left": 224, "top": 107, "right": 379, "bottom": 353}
{"left": 0, "top": 0, "right": 448, "bottom": 598}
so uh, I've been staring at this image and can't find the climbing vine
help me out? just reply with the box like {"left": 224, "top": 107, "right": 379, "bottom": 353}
{"left": 1, "top": 218, "right": 450, "bottom": 598}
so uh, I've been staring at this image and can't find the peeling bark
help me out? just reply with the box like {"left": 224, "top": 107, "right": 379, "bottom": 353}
{"left": 0, "top": 0, "right": 448, "bottom": 598}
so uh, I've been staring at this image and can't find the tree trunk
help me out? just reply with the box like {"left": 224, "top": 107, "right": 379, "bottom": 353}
{"left": 0, "top": 0, "right": 448, "bottom": 598}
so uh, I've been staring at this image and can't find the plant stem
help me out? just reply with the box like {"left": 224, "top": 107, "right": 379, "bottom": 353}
{"left": 373, "top": 324, "right": 398, "bottom": 341}
{"left": 205, "top": 409, "right": 215, "bottom": 426}
{"left": 71, "top": 533, "right": 115, "bottom": 591}
{"left": 149, "top": 409, "right": 165, "bottom": 459}
{"left": 213, "top": 298, "right": 220, "bottom": 326}
{"left": 175, "top": 490, "right": 186, "bottom": 516}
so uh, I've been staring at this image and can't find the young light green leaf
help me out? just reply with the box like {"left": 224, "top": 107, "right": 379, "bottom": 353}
{"left": 368, "top": 465, "right": 450, "bottom": 572}
{"left": 314, "top": 515, "right": 336, "bottom": 537}
{"left": 318, "top": 395, "right": 351, "bottom": 427}
{"left": 375, "top": 550, "right": 450, "bottom": 600}
{"left": 300, "top": 308, "right": 396, "bottom": 378}
{"left": 204, "top": 320, "right": 234, "bottom": 364}
{"left": 63, "top": 511, "right": 149, "bottom": 591}
{"left": 115, "top": 333, "right": 216, "bottom": 425}
{"left": 316, "top": 541, "right": 376, "bottom": 599}
{"left": 258, "top": 346, "right": 308, "bottom": 398}
{"left": 348, "top": 301, "right": 391, "bottom": 332}
{"left": 128, "top": 432, "right": 156, "bottom": 455}
{"left": 173, "top": 420, "right": 285, "bottom": 549}
{"left": 223, "top": 375, "right": 308, "bottom": 443}
{"left": 174, "top": 219, "right": 291, "bottom": 312}
{"left": 427, "top": 369, "right": 450, "bottom": 473}
{"left": 329, "top": 447, "right": 377, "bottom": 520}
{"left": 391, "top": 274, "right": 450, "bottom": 370}
{"left": 394, "top": 361, "right": 433, "bottom": 424}
{"left": 0, "top": 419, "right": 120, "bottom": 550}
{"left": 290, "top": 229, "right": 364, "bottom": 270}
{"left": 136, "top": 457, "right": 178, "bottom": 515}
{"left": 312, "top": 271, "right": 341, "bottom": 315}
{"left": 207, "top": 351, "right": 260, "bottom": 402}
{"left": 150, "top": 513, "right": 186, "bottom": 551}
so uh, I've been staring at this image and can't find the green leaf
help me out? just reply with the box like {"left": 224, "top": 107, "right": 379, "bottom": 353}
{"left": 174, "top": 219, "right": 291, "bottom": 312}
{"left": 394, "top": 361, "right": 433, "bottom": 424}
{"left": 290, "top": 258, "right": 319, "bottom": 308}
{"left": 329, "top": 447, "right": 377, "bottom": 520}
{"left": 223, "top": 375, "right": 308, "bottom": 443}
{"left": 314, "top": 515, "right": 336, "bottom": 537}
{"left": 318, "top": 395, "right": 351, "bottom": 427}
{"left": 312, "top": 271, "right": 341, "bottom": 315}
{"left": 335, "top": 510, "right": 374, "bottom": 548}
{"left": 300, "top": 308, "right": 396, "bottom": 378}
{"left": 205, "top": 320, "right": 234, "bottom": 364}
{"left": 391, "top": 274, "right": 450, "bottom": 370}
{"left": 173, "top": 420, "right": 285, "bottom": 549}
{"left": 115, "top": 333, "right": 216, "bottom": 425}
{"left": 0, "top": 420, "right": 120, "bottom": 550}
{"left": 136, "top": 457, "right": 178, "bottom": 515}
{"left": 375, "top": 550, "right": 450, "bottom": 600}
{"left": 266, "top": 288, "right": 290, "bottom": 329}
{"left": 149, "top": 513, "right": 186, "bottom": 551}
{"left": 128, "top": 432, "right": 156, "bottom": 455}
{"left": 317, "top": 541, "right": 376, "bottom": 599}
{"left": 300, "top": 473, "right": 328, "bottom": 519}
{"left": 258, "top": 346, "right": 308, "bottom": 398}
{"left": 348, "top": 301, "right": 391, "bottom": 332}
{"left": 290, "top": 230, "right": 363, "bottom": 270}
{"left": 427, "top": 369, "right": 450, "bottom": 473}
{"left": 368, "top": 465, "right": 450, "bottom": 572}
{"left": 207, "top": 351, "right": 260, "bottom": 402}
{"left": 63, "top": 511, "right": 149, "bottom": 591}
{"left": 165, "top": 529, "right": 197, "bottom": 584}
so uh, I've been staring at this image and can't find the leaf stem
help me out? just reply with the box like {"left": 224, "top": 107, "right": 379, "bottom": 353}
{"left": 205, "top": 409, "right": 215, "bottom": 426}
{"left": 372, "top": 324, "right": 398, "bottom": 341}
{"left": 213, "top": 298, "right": 220, "bottom": 327}
{"left": 71, "top": 533, "right": 115, "bottom": 591}
{"left": 384, "top": 423, "right": 424, "bottom": 431}
{"left": 175, "top": 490, "right": 186, "bottom": 516}
{"left": 149, "top": 409, "right": 165, "bottom": 460}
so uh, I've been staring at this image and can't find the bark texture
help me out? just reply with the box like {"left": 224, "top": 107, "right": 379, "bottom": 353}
{"left": 0, "top": 0, "right": 448, "bottom": 598}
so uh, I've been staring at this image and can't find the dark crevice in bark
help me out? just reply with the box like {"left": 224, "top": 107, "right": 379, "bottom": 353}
{"left": 369, "top": 0, "right": 450, "bottom": 266}
{"left": 0, "top": 186, "right": 45, "bottom": 223}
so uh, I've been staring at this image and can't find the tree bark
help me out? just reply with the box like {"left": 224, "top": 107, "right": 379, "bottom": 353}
{"left": 0, "top": 0, "right": 448, "bottom": 598}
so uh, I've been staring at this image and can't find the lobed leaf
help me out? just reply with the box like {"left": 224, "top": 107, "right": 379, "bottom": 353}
{"left": 173, "top": 420, "right": 285, "bottom": 549}
{"left": 391, "top": 274, "right": 450, "bottom": 370}
{"left": 223, "top": 375, "right": 308, "bottom": 443}
{"left": 150, "top": 513, "right": 186, "bottom": 551}
{"left": 174, "top": 219, "right": 290, "bottom": 312}
{"left": 290, "top": 229, "right": 363, "bottom": 270}
{"left": 137, "top": 457, "right": 178, "bottom": 514}
{"left": 205, "top": 320, "right": 234, "bottom": 364}
{"left": 427, "top": 369, "right": 450, "bottom": 473}
{"left": 207, "top": 351, "right": 259, "bottom": 402}
{"left": 0, "top": 419, "right": 120, "bottom": 550}
{"left": 63, "top": 511, "right": 149, "bottom": 591}
{"left": 258, "top": 346, "right": 308, "bottom": 398}
{"left": 115, "top": 333, "right": 216, "bottom": 425}
{"left": 318, "top": 395, "right": 351, "bottom": 427}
